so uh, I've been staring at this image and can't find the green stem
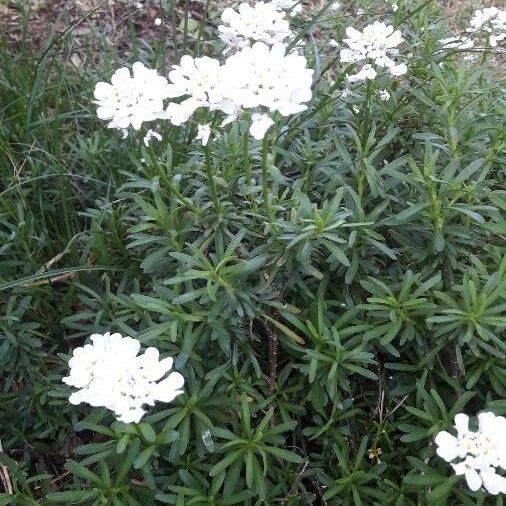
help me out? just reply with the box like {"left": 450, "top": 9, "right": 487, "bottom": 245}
{"left": 357, "top": 81, "right": 373, "bottom": 198}
{"left": 244, "top": 133, "right": 252, "bottom": 185}
{"left": 262, "top": 136, "right": 272, "bottom": 224}
{"left": 147, "top": 147, "right": 198, "bottom": 213}
{"left": 204, "top": 145, "right": 221, "bottom": 216}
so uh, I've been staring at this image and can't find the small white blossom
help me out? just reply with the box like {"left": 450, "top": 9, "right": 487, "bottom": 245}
{"left": 196, "top": 123, "right": 211, "bottom": 145}
{"left": 340, "top": 88, "right": 351, "bottom": 99}
{"left": 165, "top": 55, "right": 233, "bottom": 124}
{"left": 347, "top": 64, "right": 377, "bottom": 83}
{"left": 392, "top": 2, "right": 398, "bottom": 13}
{"left": 466, "top": 7, "right": 506, "bottom": 47}
{"left": 220, "top": 42, "right": 313, "bottom": 117}
{"left": 249, "top": 113, "right": 274, "bottom": 139}
{"left": 94, "top": 62, "right": 170, "bottom": 130}
{"left": 356, "top": 8, "right": 364, "bottom": 16}
{"left": 143, "top": 129, "right": 162, "bottom": 146}
{"left": 379, "top": 89, "right": 390, "bottom": 101}
{"left": 435, "top": 412, "right": 506, "bottom": 495}
{"left": 63, "top": 332, "right": 184, "bottom": 423}
{"left": 218, "top": 2, "right": 292, "bottom": 51}
{"left": 340, "top": 21, "right": 408, "bottom": 82}
{"left": 154, "top": 17, "right": 162, "bottom": 26}
{"left": 329, "top": 1, "right": 340, "bottom": 11}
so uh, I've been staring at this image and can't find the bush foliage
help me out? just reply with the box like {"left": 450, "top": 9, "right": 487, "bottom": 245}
{"left": 0, "top": 0, "right": 505, "bottom": 504}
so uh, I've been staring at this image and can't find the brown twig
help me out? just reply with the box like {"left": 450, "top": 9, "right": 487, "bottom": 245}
{"left": 0, "top": 438, "right": 13, "bottom": 495}
{"left": 281, "top": 459, "right": 309, "bottom": 505}
{"left": 266, "top": 319, "right": 279, "bottom": 397}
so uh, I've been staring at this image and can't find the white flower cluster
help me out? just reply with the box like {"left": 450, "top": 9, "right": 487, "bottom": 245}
{"left": 95, "top": 41, "right": 313, "bottom": 140}
{"left": 164, "top": 55, "right": 234, "bottom": 126}
{"left": 218, "top": 2, "right": 293, "bottom": 52}
{"left": 340, "top": 21, "right": 408, "bottom": 82}
{"left": 94, "top": 62, "right": 169, "bottom": 130}
{"left": 435, "top": 412, "right": 506, "bottom": 495}
{"left": 63, "top": 332, "right": 184, "bottom": 424}
{"left": 93, "top": 2, "right": 312, "bottom": 141}
{"left": 466, "top": 7, "right": 506, "bottom": 47}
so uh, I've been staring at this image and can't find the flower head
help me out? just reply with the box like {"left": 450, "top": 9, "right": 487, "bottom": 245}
{"left": 218, "top": 1, "right": 292, "bottom": 51}
{"left": 340, "top": 21, "right": 408, "bottom": 82}
{"left": 143, "top": 129, "right": 162, "bottom": 146}
{"left": 249, "top": 113, "right": 274, "bottom": 139}
{"left": 466, "top": 7, "right": 506, "bottom": 47}
{"left": 94, "top": 62, "right": 170, "bottom": 130}
{"left": 63, "top": 332, "right": 184, "bottom": 423}
{"left": 435, "top": 412, "right": 506, "bottom": 495}
{"left": 379, "top": 89, "right": 390, "bottom": 101}
{"left": 196, "top": 123, "right": 211, "bottom": 145}
{"left": 221, "top": 42, "right": 313, "bottom": 116}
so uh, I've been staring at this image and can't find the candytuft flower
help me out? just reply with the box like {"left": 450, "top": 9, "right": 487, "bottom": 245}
{"left": 435, "top": 412, "right": 506, "bottom": 495}
{"left": 63, "top": 332, "right": 184, "bottom": 423}
{"left": 379, "top": 89, "right": 390, "bottom": 101}
{"left": 249, "top": 113, "right": 274, "bottom": 140}
{"left": 164, "top": 55, "right": 234, "bottom": 125}
{"left": 218, "top": 1, "right": 292, "bottom": 51}
{"left": 340, "top": 21, "right": 408, "bottom": 82}
{"left": 143, "top": 129, "right": 162, "bottom": 146}
{"left": 94, "top": 62, "right": 170, "bottom": 130}
{"left": 221, "top": 42, "right": 313, "bottom": 116}
{"left": 196, "top": 123, "right": 211, "bottom": 145}
{"left": 466, "top": 7, "right": 506, "bottom": 47}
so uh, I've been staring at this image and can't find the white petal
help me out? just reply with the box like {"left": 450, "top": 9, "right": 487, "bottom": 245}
{"left": 435, "top": 431, "right": 459, "bottom": 462}
{"left": 481, "top": 469, "right": 506, "bottom": 495}
{"left": 465, "top": 469, "right": 482, "bottom": 492}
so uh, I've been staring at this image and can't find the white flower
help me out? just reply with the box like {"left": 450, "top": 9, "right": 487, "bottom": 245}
{"left": 63, "top": 332, "right": 184, "bottom": 423}
{"left": 452, "top": 456, "right": 483, "bottom": 492}
{"left": 249, "top": 113, "right": 274, "bottom": 139}
{"left": 347, "top": 64, "right": 377, "bottom": 83}
{"left": 164, "top": 55, "right": 233, "bottom": 124}
{"left": 467, "top": 7, "right": 506, "bottom": 47}
{"left": 329, "top": 38, "right": 339, "bottom": 47}
{"left": 439, "top": 36, "right": 474, "bottom": 50}
{"left": 481, "top": 468, "right": 506, "bottom": 495}
{"left": 392, "top": 2, "right": 398, "bottom": 13}
{"left": 379, "top": 89, "right": 390, "bottom": 101}
{"left": 340, "top": 88, "right": 351, "bottom": 99}
{"left": 329, "top": 2, "right": 340, "bottom": 11}
{"left": 221, "top": 42, "right": 313, "bottom": 117}
{"left": 434, "top": 412, "right": 506, "bottom": 495}
{"left": 270, "top": 0, "right": 303, "bottom": 16}
{"left": 196, "top": 123, "right": 211, "bottom": 145}
{"left": 160, "top": 42, "right": 312, "bottom": 139}
{"left": 94, "top": 62, "right": 170, "bottom": 130}
{"left": 356, "top": 8, "right": 364, "bottom": 16}
{"left": 143, "top": 129, "right": 162, "bottom": 146}
{"left": 340, "top": 21, "right": 408, "bottom": 81}
{"left": 218, "top": 2, "right": 292, "bottom": 51}
{"left": 154, "top": 17, "right": 162, "bottom": 27}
